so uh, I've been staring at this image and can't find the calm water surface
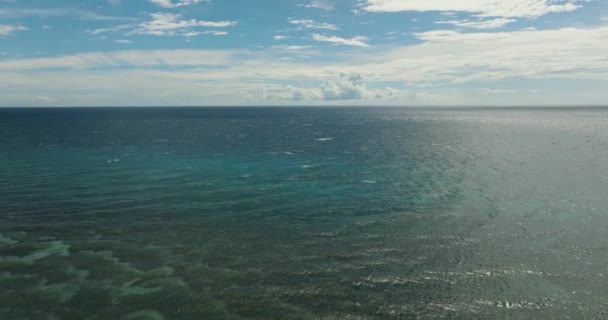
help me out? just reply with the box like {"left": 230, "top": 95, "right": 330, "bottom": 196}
{"left": 1, "top": 107, "right": 607, "bottom": 319}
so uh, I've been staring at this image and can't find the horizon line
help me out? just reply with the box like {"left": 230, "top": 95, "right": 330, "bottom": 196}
{"left": 2, "top": 105, "right": 608, "bottom": 109}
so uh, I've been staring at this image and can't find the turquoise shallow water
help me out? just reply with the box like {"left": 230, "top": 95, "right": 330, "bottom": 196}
{"left": 1, "top": 107, "right": 608, "bottom": 319}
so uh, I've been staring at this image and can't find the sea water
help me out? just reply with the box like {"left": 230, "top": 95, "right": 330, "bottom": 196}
{"left": 1, "top": 107, "right": 607, "bottom": 319}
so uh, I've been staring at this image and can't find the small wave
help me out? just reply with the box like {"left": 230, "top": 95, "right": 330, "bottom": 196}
{"left": 316, "top": 138, "right": 334, "bottom": 141}
{"left": 0, "top": 233, "right": 17, "bottom": 245}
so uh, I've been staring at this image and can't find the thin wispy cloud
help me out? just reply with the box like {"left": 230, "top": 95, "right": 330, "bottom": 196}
{"left": 312, "top": 34, "right": 370, "bottom": 47}
{"left": 288, "top": 19, "right": 338, "bottom": 30}
{"left": 92, "top": 13, "right": 237, "bottom": 37}
{"left": 0, "top": 24, "right": 27, "bottom": 36}
{"left": 360, "top": 0, "right": 583, "bottom": 18}
{"left": 306, "top": 0, "right": 334, "bottom": 11}
{"left": 436, "top": 18, "right": 517, "bottom": 30}
{"left": 188, "top": 30, "right": 229, "bottom": 36}
{"left": 148, "top": 0, "right": 208, "bottom": 9}
{"left": 134, "top": 13, "right": 236, "bottom": 36}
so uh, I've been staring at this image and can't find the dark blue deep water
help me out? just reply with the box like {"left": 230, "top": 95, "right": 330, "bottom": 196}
{"left": 1, "top": 107, "right": 607, "bottom": 319}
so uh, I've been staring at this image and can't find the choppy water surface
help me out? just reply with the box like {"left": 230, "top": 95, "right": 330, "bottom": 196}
{"left": 1, "top": 107, "right": 607, "bottom": 319}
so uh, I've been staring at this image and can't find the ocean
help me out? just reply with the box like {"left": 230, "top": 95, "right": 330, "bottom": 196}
{"left": 1, "top": 107, "right": 607, "bottom": 319}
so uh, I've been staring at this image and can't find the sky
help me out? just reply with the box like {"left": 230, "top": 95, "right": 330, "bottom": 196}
{"left": 0, "top": 0, "right": 607, "bottom": 106}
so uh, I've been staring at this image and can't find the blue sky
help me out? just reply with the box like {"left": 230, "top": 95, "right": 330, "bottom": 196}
{"left": 0, "top": 0, "right": 607, "bottom": 106}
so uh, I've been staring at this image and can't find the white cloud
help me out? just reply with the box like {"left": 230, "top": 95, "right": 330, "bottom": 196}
{"left": 135, "top": 13, "right": 236, "bottom": 36}
{"left": 307, "top": 26, "right": 607, "bottom": 85}
{"left": 92, "top": 13, "right": 237, "bottom": 37}
{"left": 289, "top": 87, "right": 320, "bottom": 101}
{"left": 320, "top": 73, "right": 398, "bottom": 100}
{"left": 4, "top": 26, "right": 608, "bottom": 83}
{"left": 115, "top": 39, "right": 132, "bottom": 44}
{"left": 204, "top": 30, "right": 229, "bottom": 36}
{"left": 436, "top": 18, "right": 517, "bottom": 29}
{"left": 361, "top": 0, "right": 583, "bottom": 18}
{"left": 2, "top": 25, "right": 608, "bottom": 106}
{"left": 273, "top": 35, "right": 290, "bottom": 40}
{"left": 321, "top": 73, "right": 366, "bottom": 100}
{"left": 148, "top": 0, "right": 207, "bottom": 8}
{"left": 254, "top": 73, "right": 403, "bottom": 103}
{"left": 148, "top": 0, "right": 174, "bottom": 7}
{"left": 306, "top": 0, "right": 334, "bottom": 11}
{"left": 288, "top": 19, "right": 338, "bottom": 30}
{"left": 91, "top": 24, "right": 133, "bottom": 35}
{"left": 199, "top": 21, "right": 237, "bottom": 28}
{"left": 0, "top": 24, "right": 27, "bottom": 36}
{"left": 312, "top": 34, "right": 370, "bottom": 47}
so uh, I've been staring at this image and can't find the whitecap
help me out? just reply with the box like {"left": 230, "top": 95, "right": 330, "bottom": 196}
{"left": 316, "top": 138, "right": 334, "bottom": 141}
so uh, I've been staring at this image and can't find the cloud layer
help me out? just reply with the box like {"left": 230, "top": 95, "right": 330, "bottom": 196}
{"left": 361, "top": 0, "right": 583, "bottom": 18}
{"left": 2, "top": 23, "right": 607, "bottom": 105}
{"left": 0, "top": 0, "right": 605, "bottom": 106}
